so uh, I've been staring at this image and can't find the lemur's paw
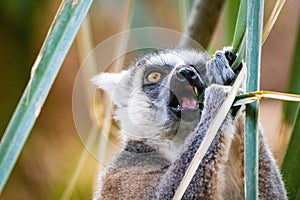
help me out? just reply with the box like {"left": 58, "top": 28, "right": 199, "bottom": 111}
{"left": 223, "top": 47, "right": 243, "bottom": 75}
{"left": 203, "top": 84, "right": 231, "bottom": 115}
{"left": 206, "top": 47, "right": 241, "bottom": 86}
{"left": 223, "top": 47, "right": 237, "bottom": 66}
{"left": 204, "top": 84, "right": 244, "bottom": 118}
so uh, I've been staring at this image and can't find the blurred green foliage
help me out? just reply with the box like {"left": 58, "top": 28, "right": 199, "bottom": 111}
{"left": 282, "top": 19, "right": 300, "bottom": 125}
{"left": 225, "top": 0, "right": 240, "bottom": 45}
{"left": 281, "top": 19, "right": 300, "bottom": 200}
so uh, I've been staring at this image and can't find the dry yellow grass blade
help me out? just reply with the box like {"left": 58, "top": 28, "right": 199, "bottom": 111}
{"left": 262, "top": 0, "right": 287, "bottom": 44}
{"left": 172, "top": 65, "right": 247, "bottom": 200}
{"left": 178, "top": 0, "right": 189, "bottom": 31}
{"left": 99, "top": 0, "right": 134, "bottom": 160}
{"left": 234, "top": 91, "right": 300, "bottom": 106}
{"left": 111, "top": 0, "right": 134, "bottom": 72}
{"left": 75, "top": 15, "right": 98, "bottom": 118}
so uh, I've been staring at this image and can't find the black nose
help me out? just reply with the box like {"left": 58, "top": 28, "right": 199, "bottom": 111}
{"left": 176, "top": 67, "right": 198, "bottom": 82}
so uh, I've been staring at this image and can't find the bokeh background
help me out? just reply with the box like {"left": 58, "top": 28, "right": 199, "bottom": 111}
{"left": 0, "top": 0, "right": 299, "bottom": 199}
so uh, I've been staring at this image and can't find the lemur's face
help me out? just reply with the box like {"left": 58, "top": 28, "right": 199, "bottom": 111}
{"left": 139, "top": 50, "right": 210, "bottom": 122}
{"left": 93, "top": 49, "right": 210, "bottom": 140}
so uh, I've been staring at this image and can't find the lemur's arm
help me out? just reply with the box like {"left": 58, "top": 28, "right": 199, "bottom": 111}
{"left": 155, "top": 85, "right": 236, "bottom": 200}
{"left": 155, "top": 49, "right": 238, "bottom": 199}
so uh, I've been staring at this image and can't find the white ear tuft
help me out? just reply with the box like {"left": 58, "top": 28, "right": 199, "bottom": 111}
{"left": 90, "top": 70, "right": 128, "bottom": 94}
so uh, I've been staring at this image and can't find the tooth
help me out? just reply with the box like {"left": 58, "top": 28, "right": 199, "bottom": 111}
{"left": 193, "top": 87, "right": 199, "bottom": 96}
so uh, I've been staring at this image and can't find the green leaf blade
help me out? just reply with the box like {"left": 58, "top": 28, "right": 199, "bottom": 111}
{"left": 0, "top": 0, "right": 93, "bottom": 193}
{"left": 232, "top": 0, "right": 247, "bottom": 53}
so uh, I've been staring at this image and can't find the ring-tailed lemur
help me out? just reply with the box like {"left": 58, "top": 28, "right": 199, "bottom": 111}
{"left": 92, "top": 48, "right": 287, "bottom": 199}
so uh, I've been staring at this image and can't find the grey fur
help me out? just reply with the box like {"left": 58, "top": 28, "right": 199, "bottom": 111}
{"left": 93, "top": 48, "right": 287, "bottom": 200}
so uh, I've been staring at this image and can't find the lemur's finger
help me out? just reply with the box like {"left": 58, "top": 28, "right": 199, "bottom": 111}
{"left": 206, "top": 50, "right": 235, "bottom": 85}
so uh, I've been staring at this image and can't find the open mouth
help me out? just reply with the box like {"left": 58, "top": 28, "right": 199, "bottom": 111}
{"left": 165, "top": 66, "right": 206, "bottom": 121}
{"left": 168, "top": 85, "right": 204, "bottom": 121}
{"left": 169, "top": 86, "right": 199, "bottom": 110}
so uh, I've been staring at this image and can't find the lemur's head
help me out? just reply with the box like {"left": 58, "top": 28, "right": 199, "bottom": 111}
{"left": 92, "top": 48, "right": 210, "bottom": 158}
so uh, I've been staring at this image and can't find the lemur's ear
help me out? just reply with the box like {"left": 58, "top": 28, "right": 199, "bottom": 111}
{"left": 91, "top": 70, "right": 128, "bottom": 94}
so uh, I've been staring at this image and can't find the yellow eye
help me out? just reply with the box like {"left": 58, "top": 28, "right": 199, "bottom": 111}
{"left": 147, "top": 71, "right": 161, "bottom": 83}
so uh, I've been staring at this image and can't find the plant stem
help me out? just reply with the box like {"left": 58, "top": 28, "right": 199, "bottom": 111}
{"left": 244, "top": 0, "right": 264, "bottom": 199}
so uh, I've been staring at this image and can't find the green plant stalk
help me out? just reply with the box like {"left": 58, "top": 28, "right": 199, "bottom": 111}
{"left": 281, "top": 105, "right": 300, "bottom": 200}
{"left": 0, "top": 0, "right": 93, "bottom": 193}
{"left": 231, "top": 0, "right": 247, "bottom": 53}
{"left": 245, "top": 0, "right": 264, "bottom": 199}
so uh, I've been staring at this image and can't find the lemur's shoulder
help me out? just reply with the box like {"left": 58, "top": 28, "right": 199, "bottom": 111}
{"left": 111, "top": 141, "right": 171, "bottom": 171}
{"left": 94, "top": 141, "right": 169, "bottom": 199}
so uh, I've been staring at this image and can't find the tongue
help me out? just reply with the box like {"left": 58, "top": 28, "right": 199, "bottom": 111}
{"left": 181, "top": 97, "right": 197, "bottom": 109}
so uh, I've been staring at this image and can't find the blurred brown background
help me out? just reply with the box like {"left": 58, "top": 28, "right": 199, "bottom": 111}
{"left": 0, "top": 0, "right": 299, "bottom": 199}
